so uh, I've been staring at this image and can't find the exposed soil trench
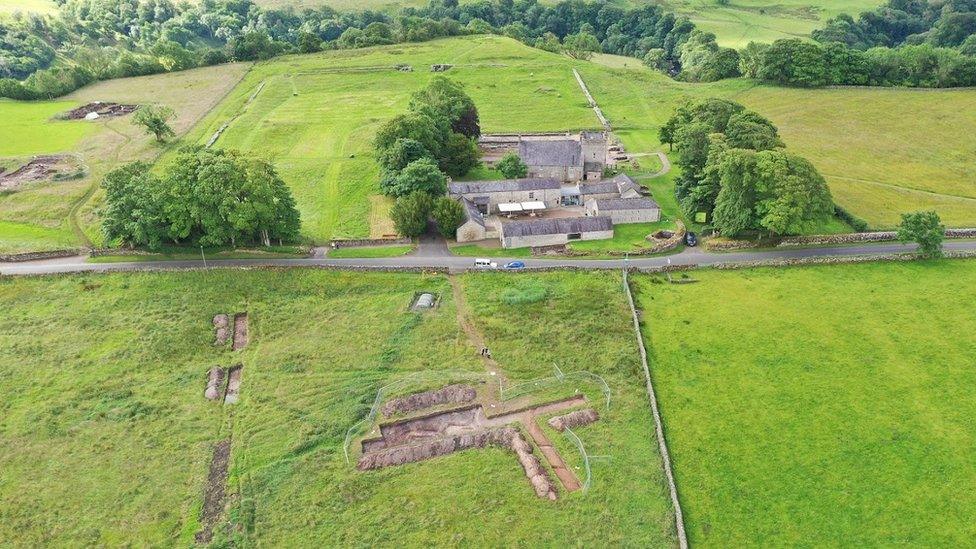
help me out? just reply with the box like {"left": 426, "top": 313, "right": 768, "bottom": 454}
{"left": 0, "top": 155, "right": 78, "bottom": 189}
{"left": 195, "top": 439, "right": 231, "bottom": 544}
{"left": 232, "top": 313, "right": 248, "bottom": 351}
{"left": 360, "top": 395, "right": 590, "bottom": 496}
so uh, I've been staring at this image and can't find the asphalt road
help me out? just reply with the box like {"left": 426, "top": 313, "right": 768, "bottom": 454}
{"left": 3, "top": 240, "right": 975, "bottom": 276}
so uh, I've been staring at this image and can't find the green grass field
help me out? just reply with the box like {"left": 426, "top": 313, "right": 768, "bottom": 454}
{"left": 172, "top": 36, "right": 601, "bottom": 244}
{"left": 0, "top": 269, "right": 676, "bottom": 545}
{"left": 0, "top": 64, "right": 249, "bottom": 253}
{"left": 655, "top": 0, "right": 882, "bottom": 47}
{"left": 637, "top": 259, "right": 976, "bottom": 546}
{"left": 580, "top": 61, "right": 976, "bottom": 229}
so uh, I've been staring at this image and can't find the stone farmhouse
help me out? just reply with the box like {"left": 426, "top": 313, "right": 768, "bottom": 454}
{"left": 450, "top": 173, "right": 661, "bottom": 249}
{"left": 479, "top": 132, "right": 608, "bottom": 183}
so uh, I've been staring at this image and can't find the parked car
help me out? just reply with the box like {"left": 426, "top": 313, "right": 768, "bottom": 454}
{"left": 474, "top": 258, "right": 497, "bottom": 269}
{"left": 685, "top": 232, "right": 699, "bottom": 247}
{"left": 504, "top": 261, "right": 525, "bottom": 270}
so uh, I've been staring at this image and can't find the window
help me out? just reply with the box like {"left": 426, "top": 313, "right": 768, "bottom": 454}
{"left": 568, "top": 233, "right": 582, "bottom": 240}
{"left": 528, "top": 192, "right": 535, "bottom": 200}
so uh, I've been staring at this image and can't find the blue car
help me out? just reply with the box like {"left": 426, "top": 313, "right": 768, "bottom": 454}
{"left": 504, "top": 261, "right": 526, "bottom": 270}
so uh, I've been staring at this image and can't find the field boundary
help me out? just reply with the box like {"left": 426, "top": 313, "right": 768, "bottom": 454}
{"left": 622, "top": 269, "right": 688, "bottom": 549}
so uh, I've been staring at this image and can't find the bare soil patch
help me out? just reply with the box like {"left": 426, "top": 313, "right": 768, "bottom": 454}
{"left": 195, "top": 439, "right": 231, "bottom": 544}
{"left": 0, "top": 155, "right": 82, "bottom": 189}
{"left": 380, "top": 384, "right": 476, "bottom": 417}
{"left": 62, "top": 102, "right": 137, "bottom": 120}
{"left": 224, "top": 364, "right": 243, "bottom": 404}
{"left": 232, "top": 313, "right": 248, "bottom": 351}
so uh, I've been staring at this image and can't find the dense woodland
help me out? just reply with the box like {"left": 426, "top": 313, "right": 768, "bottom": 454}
{"left": 2, "top": 0, "right": 975, "bottom": 98}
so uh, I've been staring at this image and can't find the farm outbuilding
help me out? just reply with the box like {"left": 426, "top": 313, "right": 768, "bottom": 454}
{"left": 585, "top": 197, "right": 661, "bottom": 224}
{"left": 449, "top": 179, "right": 562, "bottom": 214}
{"left": 456, "top": 198, "right": 490, "bottom": 243}
{"left": 500, "top": 216, "right": 613, "bottom": 248}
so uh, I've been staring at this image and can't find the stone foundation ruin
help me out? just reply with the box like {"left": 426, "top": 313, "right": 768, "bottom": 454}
{"left": 547, "top": 408, "right": 599, "bottom": 432}
{"left": 0, "top": 155, "right": 83, "bottom": 189}
{"left": 380, "top": 384, "right": 476, "bottom": 417}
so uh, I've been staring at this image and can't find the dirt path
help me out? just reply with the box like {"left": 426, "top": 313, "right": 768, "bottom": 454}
{"left": 634, "top": 152, "right": 672, "bottom": 180}
{"left": 448, "top": 276, "right": 507, "bottom": 389}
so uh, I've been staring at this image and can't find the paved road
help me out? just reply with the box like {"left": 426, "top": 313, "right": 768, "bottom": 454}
{"left": 4, "top": 240, "right": 975, "bottom": 276}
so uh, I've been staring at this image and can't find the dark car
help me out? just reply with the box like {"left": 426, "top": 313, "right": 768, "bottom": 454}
{"left": 684, "top": 232, "right": 699, "bottom": 247}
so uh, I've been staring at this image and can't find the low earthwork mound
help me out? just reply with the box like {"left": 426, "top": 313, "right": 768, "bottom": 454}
{"left": 0, "top": 155, "right": 84, "bottom": 190}
{"left": 204, "top": 367, "right": 226, "bottom": 401}
{"left": 212, "top": 314, "right": 230, "bottom": 346}
{"left": 381, "top": 383, "right": 476, "bottom": 417}
{"left": 547, "top": 408, "right": 599, "bottom": 432}
{"left": 62, "top": 102, "right": 137, "bottom": 120}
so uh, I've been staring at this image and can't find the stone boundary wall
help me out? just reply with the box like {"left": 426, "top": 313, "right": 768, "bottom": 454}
{"left": 330, "top": 238, "right": 412, "bottom": 249}
{"left": 88, "top": 246, "right": 313, "bottom": 258}
{"left": 621, "top": 270, "right": 689, "bottom": 549}
{"left": 706, "top": 228, "right": 976, "bottom": 251}
{"left": 0, "top": 249, "right": 81, "bottom": 262}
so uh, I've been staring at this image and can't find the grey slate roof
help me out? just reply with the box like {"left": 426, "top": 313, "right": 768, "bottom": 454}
{"left": 460, "top": 198, "right": 485, "bottom": 228}
{"left": 449, "top": 178, "right": 561, "bottom": 195}
{"left": 502, "top": 216, "right": 612, "bottom": 237}
{"left": 593, "top": 197, "right": 660, "bottom": 211}
{"left": 518, "top": 140, "right": 581, "bottom": 168}
{"left": 579, "top": 181, "right": 618, "bottom": 195}
{"left": 612, "top": 174, "right": 642, "bottom": 195}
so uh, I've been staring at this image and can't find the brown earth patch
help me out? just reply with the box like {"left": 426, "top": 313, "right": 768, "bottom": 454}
{"left": 195, "top": 439, "right": 231, "bottom": 544}
{"left": 0, "top": 155, "right": 81, "bottom": 189}
{"left": 232, "top": 313, "right": 248, "bottom": 351}
{"left": 213, "top": 314, "right": 230, "bottom": 346}
{"left": 63, "top": 102, "right": 137, "bottom": 120}
{"left": 224, "top": 364, "right": 243, "bottom": 404}
{"left": 380, "top": 384, "right": 477, "bottom": 418}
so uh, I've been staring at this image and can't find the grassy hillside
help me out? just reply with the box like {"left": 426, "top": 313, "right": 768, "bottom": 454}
{"left": 172, "top": 36, "right": 601, "bottom": 243}
{"left": 0, "top": 269, "right": 675, "bottom": 546}
{"left": 656, "top": 0, "right": 882, "bottom": 47}
{"left": 0, "top": 0, "right": 56, "bottom": 17}
{"left": 580, "top": 60, "right": 976, "bottom": 228}
{"left": 0, "top": 63, "right": 249, "bottom": 253}
{"left": 637, "top": 259, "right": 976, "bottom": 546}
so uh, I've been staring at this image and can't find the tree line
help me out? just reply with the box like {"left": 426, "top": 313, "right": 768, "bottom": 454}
{"left": 375, "top": 76, "right": 481, "bottom": 238}
{"left": 101, "top": 147, "right": 301, "bottom": 249}
{"left": 3, "top": 0, "right": 975, "bottom": 100}
{"left": 661, "top": 98, "right": 835, "bottom": 237}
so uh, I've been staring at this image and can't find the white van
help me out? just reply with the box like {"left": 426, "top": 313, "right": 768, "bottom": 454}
{"left": 474, "top": 258, "right": 497, "bottom": 269}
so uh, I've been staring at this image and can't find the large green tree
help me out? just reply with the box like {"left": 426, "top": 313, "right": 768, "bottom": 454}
{"left": 497, "top": 152, "right": 528, "bottom": 178}
{"left": 390, "top": 191, "right": 433, "bottom": 237}
{"left": 432, "top": 197, "right": 465, "bottom": 238}
{"left": 385, "top": 157, "right": 448, "bottom": 198}
{"left": 133, "top": 104, "right": 176, "bottom": 142}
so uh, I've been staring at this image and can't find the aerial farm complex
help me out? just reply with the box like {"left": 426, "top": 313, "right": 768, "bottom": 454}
{"left": 452, "top": 132, "right": 660, "bottom": 248}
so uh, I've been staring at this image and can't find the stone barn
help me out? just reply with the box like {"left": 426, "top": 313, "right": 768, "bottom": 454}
{"left": 585, "top": 197, "right": 661, "bottom": 224}
{"left": 449, "top": 179, "right": 562, "bottom": 214}
{"left": 500, "top": 216, "right": 613, "bottom": 249}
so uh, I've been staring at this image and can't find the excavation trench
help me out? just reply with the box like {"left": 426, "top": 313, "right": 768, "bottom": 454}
{"left": 359, "top": 395, "right": 589, "bottom": 497}
{"left": 195, "top": 439, "right": 231, "bottom": 544}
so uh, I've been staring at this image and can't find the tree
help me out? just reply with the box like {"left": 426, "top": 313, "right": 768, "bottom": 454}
{"left": 133, "top": 104, "right": 176, "bottom": 142}
{"left": 409, "top": 76, "right": 480, "bottom": 138}
{"left": 297, "top": 31, "right": 322, "bottom": 53}
{"left": 440, "top": 132, "right": 480, "bottom": 178}
{"left": 387, "top": 157, "right": 448, "bottom": 197}
{"left": 378, "top": 138, "right": 431, "bottom": 173}
{"left": 374, "top": 113, "right": 445, "bottom": 161}
{"left": 390, "top": 191, "right": 433, "bottom": 237}
{"left": 898, "top": 211, "right": 945, "bottom": 258}
{"left": 102, "top": 147, "right": 301, "bottom": 249}
{"left": 100, "top": 162, "right": 168, "bottom": 249}
{"left": 497, "top": 152, "right": 528, "bottom": 178}
{"left": 563, "top": 31, "right": 601, "bottom": 60}
{"left": 432, "top": 196, "right": 465, "bottom": 237}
